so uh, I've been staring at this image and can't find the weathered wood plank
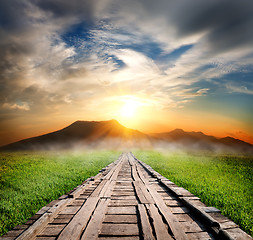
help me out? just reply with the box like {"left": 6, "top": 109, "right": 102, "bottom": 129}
{"left": 90, "top": 180, "right": 107, "bottom": 197}
{"left": 50, "top": 218, "right": 71, "bottom": 224}
{"left": 138, "top": 204, "right": 155, "bottom": 240}
{"left": 57, "top": 197, "right": 99, "bottom": 240}
{"left": 164, "top": 199, "right": 183, "bottom": 207}
{"left": 107, "top": 206, "right": 136, "bottom": 215}
{"left": 35, "top": 237, "right": 56, "bottom": 240}
{"left": 111, "top": 195, "right": 137, "bottom": 200}
{"left": 111, "top": 191, "right": 135, "bottom": 196}
{"left": 81, "top": 198, "right": 109, "bottom": 240}
{"left": 146, "top": 204, "right": 173, "bottom": 240}
{"left": 180, "top": 221, "right": 206, "bottom": 233}
{"left": 103, "top": 214, "right": 137, "bottom": 223}
{"left": 108, "top": 200, "right": 138, "bottom": 206}
{"left": 100, "top": 224, "right": 139, "bottom": 236}
{"left": 99, "top": 179, "right": 116, "bottom": 197}
{"left": 144, "top": 181, "right": 188, "bottom": 240}
{"left": 170, "top": 206, "right": 190, "bottom": 214}
{"left": 186, "top": 231, "right": 214, "bottom": 240}
{"left": 59, "top": 206, "right": 80, "bottom": 215}
{"left": 55, "top": 214, "right": 73, "bottom": 219}
{"left": 99, "top": 237, "right": 139, "bottom": 240}
{"left": 133, "top": 181, "right": 148, "bottom": 203}
{"left": 38, "top": 225, "right": 65, "bottom": 237}
{"left": 16, "top": 198, "right": 72, "bottom": 240}
{"left": 219, "top": 228, "right": 252, "bottom": 240}
{"left": 3, "top": 230, "right": 24, "bottom": 237}
{"left": 133, "top": 181, "right": 155, "bottom": 204}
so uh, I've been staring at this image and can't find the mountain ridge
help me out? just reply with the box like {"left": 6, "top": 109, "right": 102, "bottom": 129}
{"left": 1, "top": 119, "right": 252, "bottom": 153}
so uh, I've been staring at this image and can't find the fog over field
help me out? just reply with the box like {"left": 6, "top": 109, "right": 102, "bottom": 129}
{"left": 1, "top": 120, "right": 253, "bottom": 154}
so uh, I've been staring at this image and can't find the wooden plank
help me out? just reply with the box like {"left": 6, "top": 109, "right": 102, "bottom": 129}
{"left": 175, "top": 214, "right": 194, "bottom": 222}
{"left": 180, "top": 221, "right": 206, "bottom": 233}
{"left": 116, "top": 181, "right": 132, "bottom": 186}
{"left": 131, "top": 164, "right": 139, "bottom": 181}
{"left": 13, "top": 225, "right": 29, "bottom": 231}
{"left": 81, "top": 198, "right": 109, "bottom": 240}
{"left": 220, "top": 221, "right": 238, "bottom": 229}
{"left": 133, "top": 181, "right": 155, "bottom": 204}
{"left": 16, "top": 198, "right": 72, "bottom": 240}
{"left": 109, "top": 200, "right": 138, "bottom": 206}
{"left": 107, "top": 206, "right": 136, "bottom": 215}
{"left": 104, "top": 156, "right": 124, "bottom": 180}
{"left": 103, "top": 214, "right": 137, "bottom": 223}
{"left": 146, "top": 204, "right": 173, "bottom": 240}
{"left": 59, "top": 206, "right": 80, "bottom": 215}
{"left": 170, "top": 207, "right": 190, "bottom": 214}
{"left": 68, "top": 180, "right": 93, "bottom": 198}
{"left": 55, "top": 214, "right": 73, "bottom": 219}
{"left": 133, "top": 181, "right": 148, "bottom": 203}
{"left": 112, "top": 191, "right": 135, "bottom": 196}
{"left": 99, "top": 179, "right": 116, "bottom": 197}
{"left": 36, "top": 207, "right": 50, "bottom": 215}
{"left": 145, "top": 181, "right": 188, "bottom": 240}
{"left": 99, "top": 237, "right": 139, "bottom": 240}
{"left": 110, "top": 160, "right": 124, "bottom": 181}
{"left": 169, "top": 187, "right": 194, "bottom": 197}
{"left": 57, "top": 197, "right": 99, "bottom": 240}
{"left": 186, "top": 231, "right": 215, "bottom": 240}
{"left": 138, "top": 204, "right": 155, "bottom": 240}
{"left": 51, "top": 218, "right": 71, "bottom": 224}
{"left": 111, "top": 195, "right": 137, "bottom": 200}
{"left": 113, "top": 188, "right": 134, "bottom": 192}
{"left": 164, "top": 200, "right": 183, "bottom": 207}
{"left": 202, "top": 207, "right": 221, "bottom": 213}
{"left": 180, "top": 197, "right": 220, "bottom": 228}
{"left": 219, "top": 228, "right": 252, "bottom": 240}
{"left": 70, "top": 200, "right": 85, "bottom": 206}
{"left": 3, "top": 230, "right": 24, "bottom": 237}
{"left": 90, "top": 180, "right": 107, "bottom": 197}
{"left": 100, "top": 224, "right": 139, "bottom": 236}
{"left": 35, "top": 237, "right": 56, "bottom": 240}
{"left": 207, "top": 212, "right": 230, "bottom": 223}
{"left": 38, "top": 225, "right": 65, "bottom": 237}
{"left": 135, "top": 165, "right": 149, "bottom": 185}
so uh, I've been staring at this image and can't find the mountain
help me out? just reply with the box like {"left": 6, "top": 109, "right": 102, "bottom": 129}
{"left": 1, "top": 120, "right": 253, "bottom": 153}
{"left": 0, "top": 120, "right": 152, "bottom": 150}
{"left": 151, "top": 129, "right": 253, "bottom": 153}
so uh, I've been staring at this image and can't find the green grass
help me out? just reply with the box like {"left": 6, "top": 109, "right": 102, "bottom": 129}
{"left": 0, "top": 150, "right": 119, "bottom": 236}
{"left": 134, "top": 150, "right": 253, "bottom": 236}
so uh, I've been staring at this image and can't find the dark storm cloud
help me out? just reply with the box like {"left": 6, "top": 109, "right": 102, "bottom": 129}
{"left": 35, "top": 0, "right": 96, "bottom": 20}
{"left": 0, "top": 0, "right": 30, "bottom": 31}
{"left": 113, "top": 0, "right": 253, "bottom": 53}
{"left": 173, "top": 0, "right": 253, "bottom": 52}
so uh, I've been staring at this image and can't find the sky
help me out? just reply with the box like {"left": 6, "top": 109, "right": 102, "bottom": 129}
{"left": 0, "top": 0, "right": 253, "bottom": 146}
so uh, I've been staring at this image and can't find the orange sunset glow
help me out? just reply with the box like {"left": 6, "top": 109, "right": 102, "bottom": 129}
{"left": 0, "top": 0, "right": 253, "bottom": 148}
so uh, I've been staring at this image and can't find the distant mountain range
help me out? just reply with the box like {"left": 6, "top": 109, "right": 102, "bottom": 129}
{"left": 1, "top": 120, "right": 253, "bottom": 153}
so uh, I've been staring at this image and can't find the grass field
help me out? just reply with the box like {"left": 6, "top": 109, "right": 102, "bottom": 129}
{"left": 0, "top": 150, "right": 119, "bottom": 236}
{"left": 0, "top": 150, "right": 252, "bottom": 237}
{"left": 134, "top": 150, "right": 253, "bottom": 236}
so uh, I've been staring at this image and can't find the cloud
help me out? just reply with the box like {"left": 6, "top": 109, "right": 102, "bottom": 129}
{"left": 0, "top": 0, "right": 252, "bottom": 143}
{"left": 226, "top": 84, "right": 253, "bottom": 95}
{"left": 2, "top": 102, "right": 30, "bottom": 111}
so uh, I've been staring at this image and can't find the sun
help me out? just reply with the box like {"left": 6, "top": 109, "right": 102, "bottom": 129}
{"left": 120, "top": 99, "right": 139, "bottom": 118}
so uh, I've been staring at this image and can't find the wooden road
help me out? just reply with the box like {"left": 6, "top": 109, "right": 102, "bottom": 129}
{"left": 1, "top": 152, "right": 252, "bottom": 240}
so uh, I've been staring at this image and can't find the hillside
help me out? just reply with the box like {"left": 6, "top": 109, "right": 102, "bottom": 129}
{"left": 151, "top": 129, "right": 253, "bottom": 153}
{"left": 0, "top": 120, "right": 152, "bottom": 150}
{"left": 1, "top": 120, "right": 253, "bottom": 153}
